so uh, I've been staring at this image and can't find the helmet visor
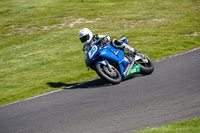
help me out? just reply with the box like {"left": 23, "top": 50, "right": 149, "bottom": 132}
{"left": 80, "top": 34, "right": 90, "bottom": 43}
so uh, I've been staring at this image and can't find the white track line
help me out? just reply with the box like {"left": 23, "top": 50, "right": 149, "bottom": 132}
{"left": 154, "top": 47, "right": 200, "bottom": 63}
{"left": 0, "top": 78, "right": 98, "bottom": 107}
{"left": 1, "top": 47, "right": 200, "bottom": 107}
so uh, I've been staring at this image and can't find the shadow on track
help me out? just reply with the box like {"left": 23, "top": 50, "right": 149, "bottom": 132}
{"left": 46, "top": 74, "right": 142, "bottom": 90}
{"left": 46, "top": 78, "right": 112, "bottom": 89}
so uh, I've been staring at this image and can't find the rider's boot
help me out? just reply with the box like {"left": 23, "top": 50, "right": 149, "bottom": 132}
{"left": 111, "top": 39, "right": 137, "bottom": 56}
{"left": 123, "top": 43, "right": 136, "bottom": 56}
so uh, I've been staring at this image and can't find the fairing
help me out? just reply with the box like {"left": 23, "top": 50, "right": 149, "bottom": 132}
{"left": 84, "top": 40, "right": 140, "bottom": 78}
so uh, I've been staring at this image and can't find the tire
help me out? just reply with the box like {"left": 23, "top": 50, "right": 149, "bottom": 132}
{"left": 95, "top": 63, "right": 122, "bottom": 84}
{"left": 136, "top": 52, "right": 154, "bottom": 75}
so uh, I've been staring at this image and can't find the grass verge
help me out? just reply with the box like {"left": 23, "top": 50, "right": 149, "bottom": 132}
{"left": 136, "top": 118, "right": 200, "bottom": 133}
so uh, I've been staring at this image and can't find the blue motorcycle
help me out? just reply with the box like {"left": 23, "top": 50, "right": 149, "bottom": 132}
{"left": 84, "top": 37, "right": 154, "bottom": 84}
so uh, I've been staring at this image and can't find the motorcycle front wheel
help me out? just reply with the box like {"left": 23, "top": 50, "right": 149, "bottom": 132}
{"left": 95, "top": 63, "right": 122, "bottom": 84}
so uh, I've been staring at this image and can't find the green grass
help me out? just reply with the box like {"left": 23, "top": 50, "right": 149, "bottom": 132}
{"left": 0, "top": 0, "right": 200, "bottom": 106}
{"left": 136, "top": 118, "right": 200, "bottom": 133}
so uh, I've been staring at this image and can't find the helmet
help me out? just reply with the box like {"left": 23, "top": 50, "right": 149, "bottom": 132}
{"left": 78, "top": 28, "right": 93, "bottom": 45}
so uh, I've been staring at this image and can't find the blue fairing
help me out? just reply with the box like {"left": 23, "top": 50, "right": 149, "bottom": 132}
{"left": 84, "top": 40, "right": 132, "bottom": 78}
{"left": 99, "top": 44, "right": 124, "bottom": 63}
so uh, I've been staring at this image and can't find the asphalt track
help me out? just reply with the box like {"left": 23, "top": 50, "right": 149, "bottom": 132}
{"left": 0, "top": 48, "right": 200, "bottom": 133}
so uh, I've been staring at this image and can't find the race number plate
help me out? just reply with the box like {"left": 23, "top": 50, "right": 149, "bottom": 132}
{"left": 88, "top": 45, "right": 98, "bottom": 59}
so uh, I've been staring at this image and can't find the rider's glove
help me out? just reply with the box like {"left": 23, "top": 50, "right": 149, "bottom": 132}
{"left": 101, "top": 35, "right": 110, "bottom": 45}
{"left": 101, "top": 38, "right": 108, "bottom": 45}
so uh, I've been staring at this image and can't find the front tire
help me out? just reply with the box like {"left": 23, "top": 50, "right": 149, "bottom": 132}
{"left": 95, "top": 63, "right": 122, "bottom": 84}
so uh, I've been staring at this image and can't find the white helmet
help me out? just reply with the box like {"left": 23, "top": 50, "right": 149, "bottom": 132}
{"left": 78, "top": 28, "right": 93, "bottom": 45}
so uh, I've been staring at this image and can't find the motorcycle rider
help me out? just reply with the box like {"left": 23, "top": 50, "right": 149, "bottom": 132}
{"left": 78, "top": 28, "right": 136, "bottom": 57}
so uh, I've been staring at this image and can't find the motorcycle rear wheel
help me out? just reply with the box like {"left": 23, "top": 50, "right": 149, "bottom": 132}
{"left": 95, "top": 63, "right": 122, "bottom": 84}
{"left": 136, "top": 51, "right": 154, "bottom": 75}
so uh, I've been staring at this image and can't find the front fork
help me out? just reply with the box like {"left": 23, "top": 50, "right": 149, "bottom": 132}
{"left": 95, "top": 59, "right": 140, "bottom": 79}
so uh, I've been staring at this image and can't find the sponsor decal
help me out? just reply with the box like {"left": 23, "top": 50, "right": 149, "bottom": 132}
{"left": 125, "top": 64, "right": 140, "bottom": 77}
{"left": 131, "top": 68, "right": 136, "bottom": 73}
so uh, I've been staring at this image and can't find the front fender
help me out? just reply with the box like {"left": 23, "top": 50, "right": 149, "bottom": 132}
{"left": 95, "top": 60, "right": 109, "bottom": 67}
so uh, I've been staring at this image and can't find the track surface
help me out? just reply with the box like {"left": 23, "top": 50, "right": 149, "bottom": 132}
{"left": 0, "top": 48, "right": 200, "bottom": 133}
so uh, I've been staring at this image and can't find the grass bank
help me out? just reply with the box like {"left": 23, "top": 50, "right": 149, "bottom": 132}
{"left": 136, "top": 118, "right": 200, "bottom": 133}
{"left": 0, "top": 0, "right": 200, "bottom": 105}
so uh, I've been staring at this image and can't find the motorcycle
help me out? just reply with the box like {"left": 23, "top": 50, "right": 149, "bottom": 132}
{"left": 83, "top": 37, "right": 154, "bottom": 84}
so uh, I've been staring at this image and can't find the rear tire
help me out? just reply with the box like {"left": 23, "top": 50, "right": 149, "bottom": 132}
{"left": 136, "top": 52, "right": 154, "bottom": 75}
{"left": 95, "top": 63, "right": 122, "bottom": 84}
